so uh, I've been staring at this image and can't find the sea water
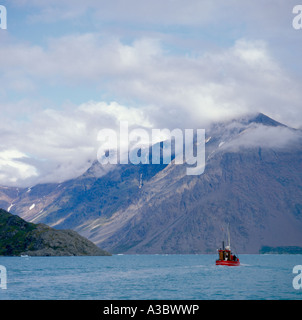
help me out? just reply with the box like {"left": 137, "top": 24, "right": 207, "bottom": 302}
{"left": 0, "top": 254, "right": 301, "bottom": 300}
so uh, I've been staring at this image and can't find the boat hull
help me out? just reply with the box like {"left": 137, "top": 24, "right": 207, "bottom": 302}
{"left": 216, "top": 259, "right": 240, "bottom": 266}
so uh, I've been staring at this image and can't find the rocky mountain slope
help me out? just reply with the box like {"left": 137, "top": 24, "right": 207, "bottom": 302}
{"left": 0, "top": 208, "right": 111, "bottom": 256}
{"left": 1, "top": 113, "right": 302, "bottom": 254}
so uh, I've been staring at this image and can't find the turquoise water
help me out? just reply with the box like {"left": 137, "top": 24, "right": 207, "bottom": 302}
{"left": 0, "top": 254, "right": 301, "bottom": 300}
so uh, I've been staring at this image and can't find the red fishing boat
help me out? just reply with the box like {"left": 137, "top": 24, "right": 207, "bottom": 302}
{"left": 216, "top": 226, "right": 240, "bottom": 266}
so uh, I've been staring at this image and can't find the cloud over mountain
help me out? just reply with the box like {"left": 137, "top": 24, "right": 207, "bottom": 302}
{"left": 1, "top": 1, "right": 302, "bottom": 186}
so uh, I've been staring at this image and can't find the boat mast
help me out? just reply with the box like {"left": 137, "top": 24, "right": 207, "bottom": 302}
{"left": 227, "top": 223, "right": 231, "bottom": 250}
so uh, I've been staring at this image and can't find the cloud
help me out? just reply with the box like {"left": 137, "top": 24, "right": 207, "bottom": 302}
{"left": 221, "top": 124, "right": 302, "bottom": 152}
{"left": 0, "top": 149, "right": 38, "bottom": 184}
{"left": 1, "top": 29, "right": 302, "bottom": 131}
{"left": 0, "top": 100, "right": 154, "bottom": 187}
{"left": 1, "top": 35, "right": 302, "bottom": 186}
{"left": 0, "top": 34, "right": 163, "bottom": 87}
{"left": 1, "top": 1, "right": 302, "bottom": 186}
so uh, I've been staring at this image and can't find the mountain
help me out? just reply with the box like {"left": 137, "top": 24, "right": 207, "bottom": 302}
{"left": 1, "top": 113, "right": 302, "bottom": 254}
{"left": 0, "top": 208, "right": 111, "bottom": 256}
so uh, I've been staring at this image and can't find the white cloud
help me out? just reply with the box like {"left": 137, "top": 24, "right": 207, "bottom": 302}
{"left": 79, "top": 101, "right": 153, "bottom": 128}
{"left": 1, "top": 34, "right": 301, "bottom": 130}
{"left": 1, "top": 35, "right": 302, "bottom": 186}
{"left": 1, "top": 1, "right": 302, "bottom": 186}
{"left": 0, "top": 149, "right": 38, "bottom": 184}
{"left": 222, "top": 124, "right": 302, "bottom": 151}
{"left": 0, "top": 100, "right": 155, "bottom": 186}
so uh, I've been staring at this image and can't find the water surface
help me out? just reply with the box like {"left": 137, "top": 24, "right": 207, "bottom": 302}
{"left": 0, "top": 254, "right": 301, "bottom": 300}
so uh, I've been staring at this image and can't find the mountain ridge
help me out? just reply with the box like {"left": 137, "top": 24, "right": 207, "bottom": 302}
{"left": 1, "top": 113, "right": 302, "bottom": 254}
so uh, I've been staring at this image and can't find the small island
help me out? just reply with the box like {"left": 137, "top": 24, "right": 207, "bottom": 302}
{"left": 0, "top": 208, "right": 111, "bottom": 256}
{"left": 260, "top": 246, "right": 302, "bottom": 254}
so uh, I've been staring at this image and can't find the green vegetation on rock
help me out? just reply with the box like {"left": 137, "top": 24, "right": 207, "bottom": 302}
{"left": 0, "top": 208, "right": 111, "bottom": 256}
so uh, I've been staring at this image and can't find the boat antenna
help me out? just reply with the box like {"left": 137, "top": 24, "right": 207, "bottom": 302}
{"left": 227, "top": 223, "right": 231, "bottom": 249}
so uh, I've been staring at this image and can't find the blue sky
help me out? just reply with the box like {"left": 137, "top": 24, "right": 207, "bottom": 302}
{"left": 1, "top": 0, "right": 302, "bottom": 186}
